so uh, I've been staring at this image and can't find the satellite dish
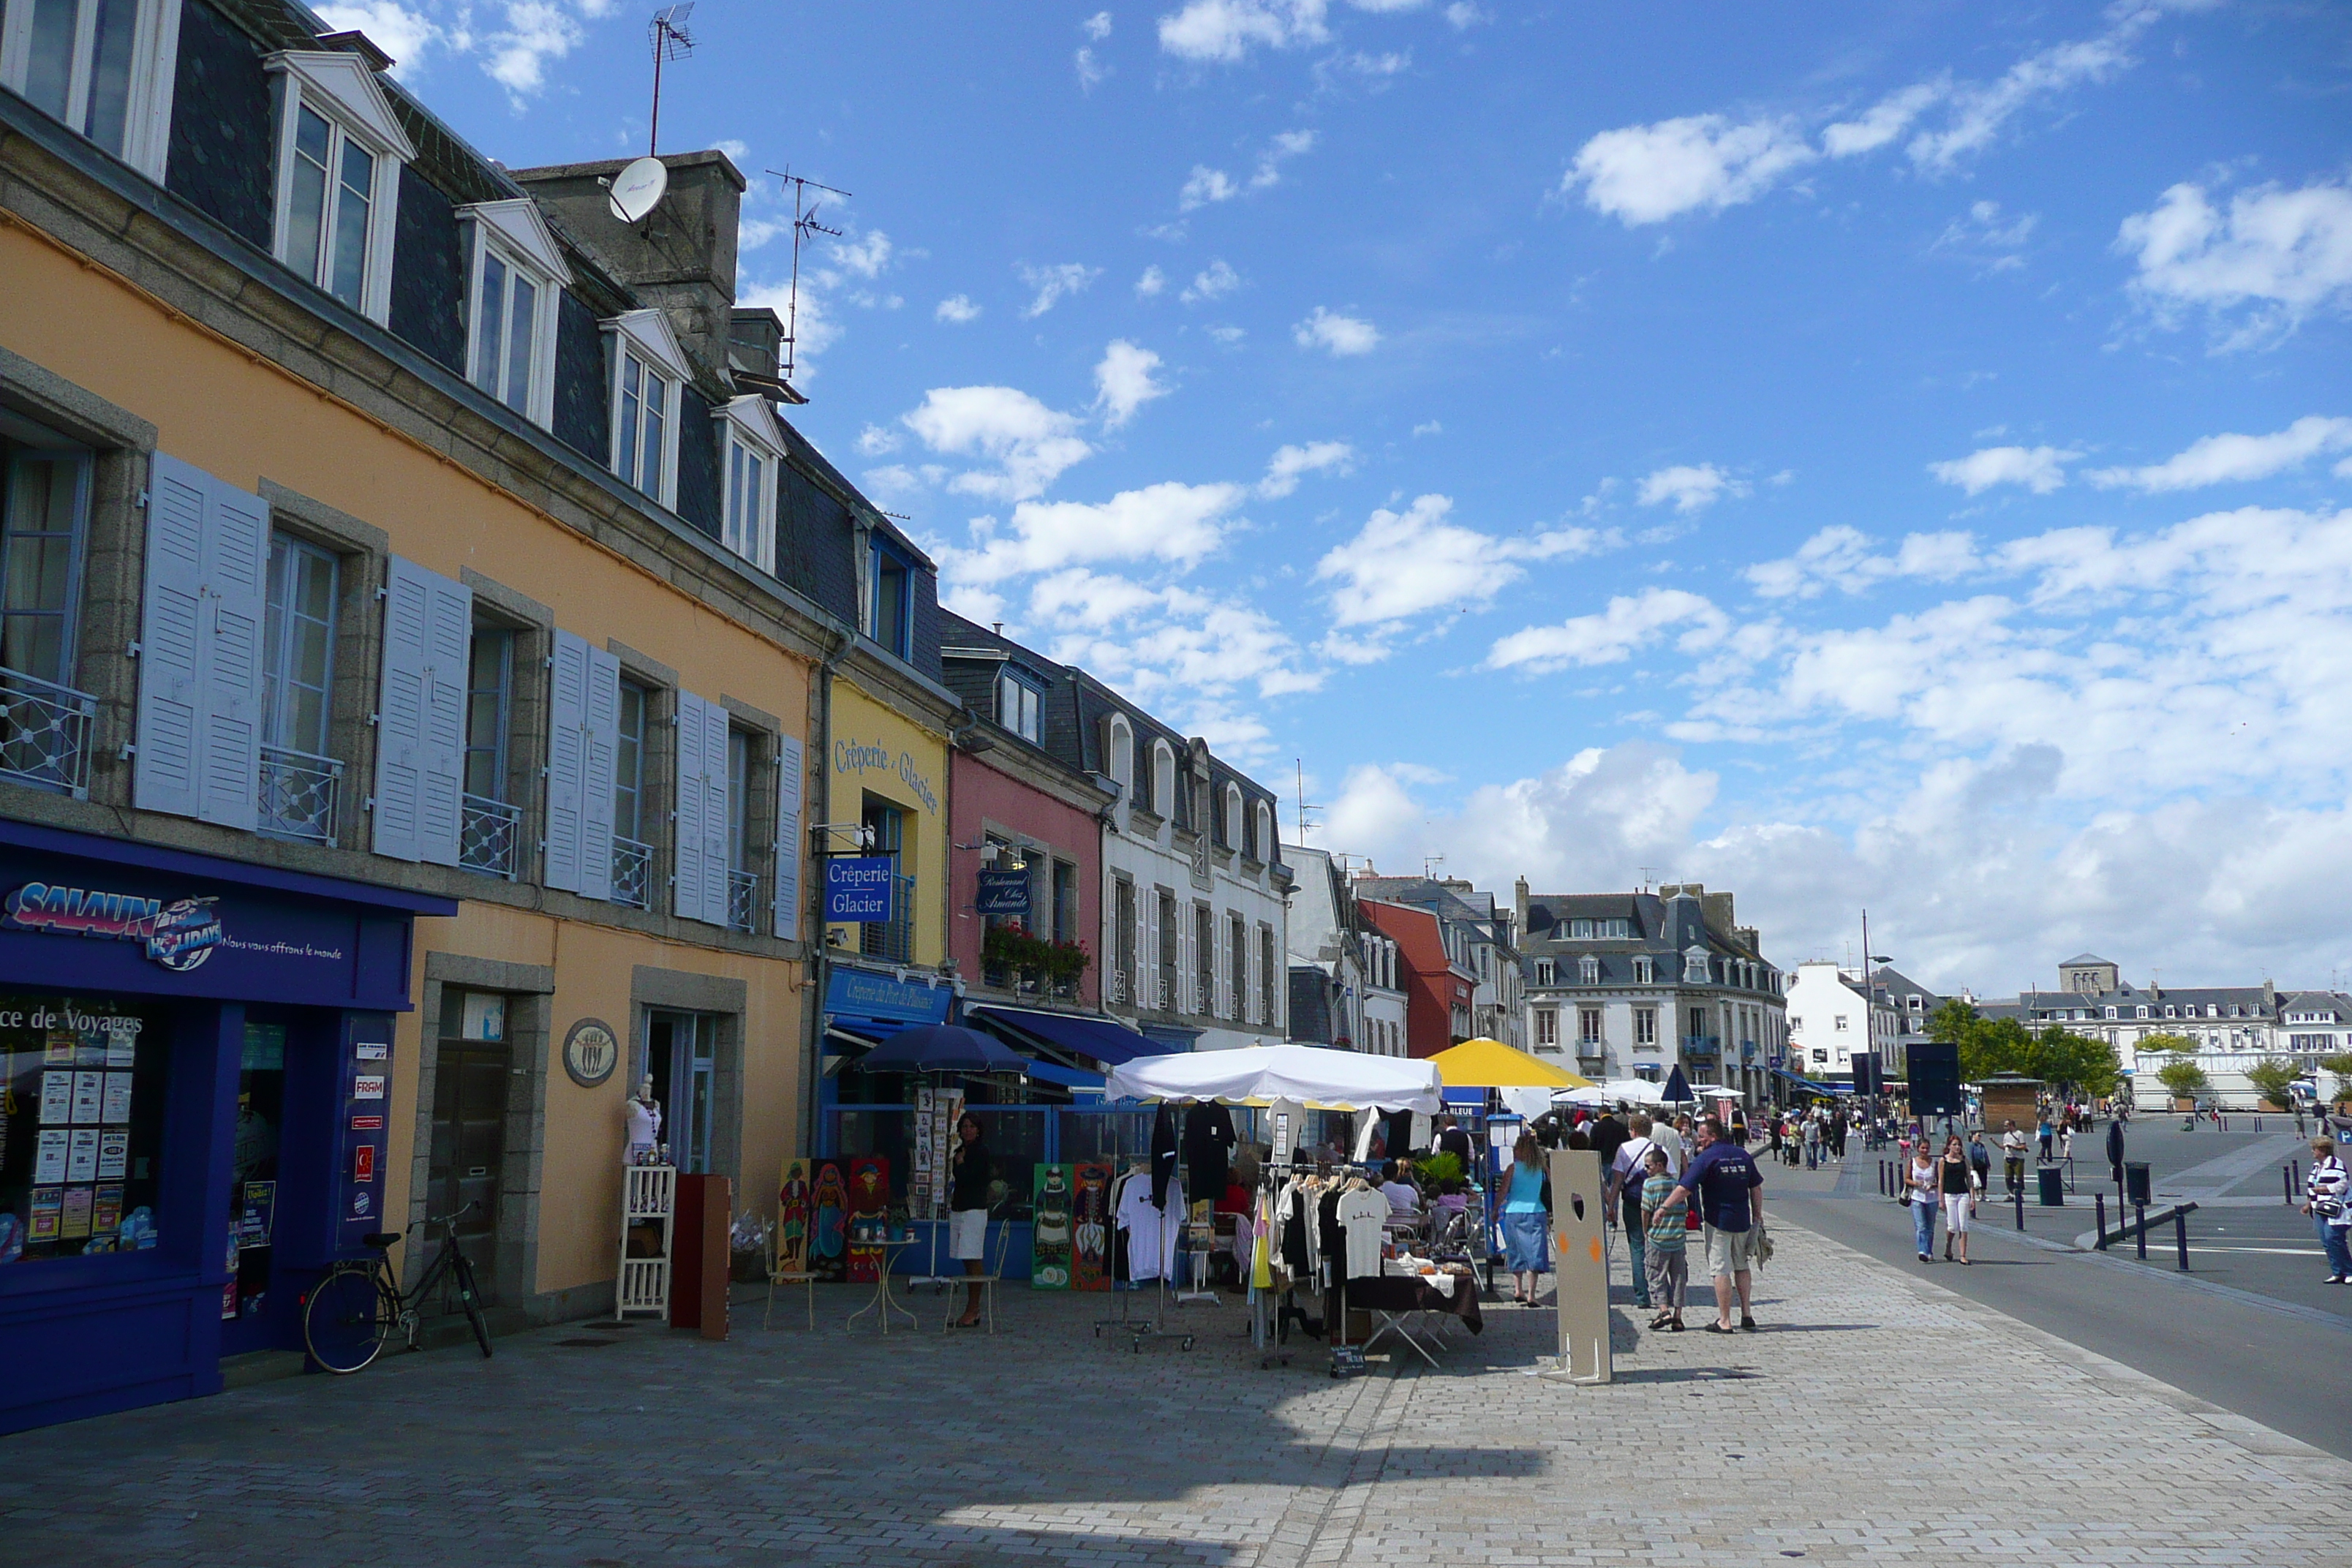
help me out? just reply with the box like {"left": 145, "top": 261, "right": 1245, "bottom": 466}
{"left": 608, "top": 156, "right": 668, "bottom": 224}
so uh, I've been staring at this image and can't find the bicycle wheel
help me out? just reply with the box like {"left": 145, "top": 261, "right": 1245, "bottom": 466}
{"left": 451, "top": 1253, "right": 494, "bottom": 1359}
{"left": 304, "top": 1264, "right": 391, "bottom": 1373}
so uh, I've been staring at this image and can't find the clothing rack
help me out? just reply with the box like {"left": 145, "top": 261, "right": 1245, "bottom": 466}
{"left": 1096, "top": 1163, "right": 1193, "bottom": 1353}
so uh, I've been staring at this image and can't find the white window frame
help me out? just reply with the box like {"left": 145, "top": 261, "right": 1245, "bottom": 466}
{"left": 995, "top": 668, "right": 1041, "bottom": 742}
{"left": 1224, "top": 783, "right": 1242, "bottom": 850}
{"left": 604, "top": 308, "right": 693, "bottom": 510}
{"left": 1105, "top": 715, "right": 1133, "bottom": 795}
{"left": 713, "top": 394, "right": 783, "bottom": 571}
{"left": 0, "top": 0, "right": 180, "bottom": 178}
{"left": 459, "top": 199, "right": 568, "bottom": 428}
{"left": 264, "top": 51, "right": 413, "bottom": 325}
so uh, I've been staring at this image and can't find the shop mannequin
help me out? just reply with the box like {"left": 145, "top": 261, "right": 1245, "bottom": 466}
{"left": 625, "top": 1077, "right": 663, "bottom": 1163}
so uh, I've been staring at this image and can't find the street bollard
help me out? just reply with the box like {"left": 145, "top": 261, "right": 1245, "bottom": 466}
{"left": 2095, "top": 1193, "right": 2106, "bottom": 1247}
{"left": 2135, "top": 1203, "right": 2147, "bottom": 1259}
{"left": 2014, "top": 1184, "right": 2025, "bottom": 1231}
{"left": 2285, "top": 1164, "right": 2296, "bottom": 1205}
{"left": 2174, "top": 1210, "right": 2190, "bottom": 1272}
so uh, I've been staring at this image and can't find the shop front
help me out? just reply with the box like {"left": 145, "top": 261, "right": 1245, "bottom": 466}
{"left": 823, "top": 685, "right": 949, "bottom": 969}
{"left": 0, "top": 820, "right": 451, "bottom": 1434}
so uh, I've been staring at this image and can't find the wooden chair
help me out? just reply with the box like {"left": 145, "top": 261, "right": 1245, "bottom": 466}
{"left": 763, "top": 1224, "right": 817, "bottom": 1332}
{"left": 941, "top": 1203, "right": 1015, "bottom": 1335}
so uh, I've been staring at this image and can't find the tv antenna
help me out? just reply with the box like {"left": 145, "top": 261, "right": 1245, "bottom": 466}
{"left": 1637, "top": 865, "right": 1656, "bottom": 892}
{"left": 647, "top": 4, "right": 695, "bottom": 157}
{"left": 1422, "top": 854, "right": 1445, "bottom": 881}
{"left": 765, "top": 167, "right": 851, "bottom": 379}
{"left": 1294, "top": 759, "right": 1320, "bottom": 846}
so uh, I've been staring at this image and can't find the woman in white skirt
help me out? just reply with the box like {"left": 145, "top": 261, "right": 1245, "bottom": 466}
{"left": 947, "top": 1114, "right": 994, "bottom": 1327}
{"left": 1938, "top": 1132, "right": 1980, "bottom": 1264}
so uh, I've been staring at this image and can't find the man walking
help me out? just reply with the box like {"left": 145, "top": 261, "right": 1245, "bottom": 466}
{"left": 1659, "top": 1116, "right": 1765, "bottom": 1333}
{"left": 1608, "top": 1114, "right": 1659, "bottom": 1309}
{"left": 2001, "top": 1119, "right": 2027, "bottom": 1196}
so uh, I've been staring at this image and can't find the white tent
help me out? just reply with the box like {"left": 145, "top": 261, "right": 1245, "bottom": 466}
{"left": 1552, "top": 1085, "right": 1608, "bottom": 1107}
{"left": 1104, "top": 1044, "right": 1444, "bottom": 1115}
{"left": 1599, "top": 1078, "right": 1666, "bottom": 1106}
{"left": 1695, "top": 1085, "right": 1744, "bottom": 1100}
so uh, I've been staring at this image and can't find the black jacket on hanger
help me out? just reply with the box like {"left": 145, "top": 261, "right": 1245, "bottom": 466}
{"left": 1150, "top": 1103, "right": 1181, "bottom": 1210}
{"left": 1183, "top": 1103, "right": 1237, "bottom": 1204}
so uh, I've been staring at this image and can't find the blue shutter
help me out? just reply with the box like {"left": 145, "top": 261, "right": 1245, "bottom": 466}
{"left": 543, "top": 630, "right": 589, "bottom": 892}
{"left": 375, "top": 557, "right": 470, "bottom": 865}
{"left": 580, "top": 645, "right": 620, "bottom": 903}
{"left": 132, "top": 456, "right": 207, "bottom": 818}
{"left": 197, "top": 480, "right": 267, "bottom": 831}
{"left": 672, "top": 690, "right": 707, "bottom": 921}
{"left": 418, "top": 570, "right": 470, "bottom": 867}
{"left": 700, "top": 699, "right": 731, "bottom": 927}
{"left": 772, "top": 733, "right": 804, "bottom": 940}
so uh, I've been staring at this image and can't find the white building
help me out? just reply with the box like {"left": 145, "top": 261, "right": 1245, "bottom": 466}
{"left": 1353, "top": 876, "right": 1526, "bottom": 1048}
{"left": 1784, "top": 960, "right": 1902, "bottom": 1086}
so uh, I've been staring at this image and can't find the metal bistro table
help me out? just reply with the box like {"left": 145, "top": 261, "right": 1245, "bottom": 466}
{"left": 846, "top": 1234, "right": 923, "bottom": 1335}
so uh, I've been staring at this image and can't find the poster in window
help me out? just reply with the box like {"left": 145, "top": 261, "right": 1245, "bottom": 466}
{"left": 29, "top": 1188, "right": 61, "bottom": 1240}
{"left": 71, "top": 1071, "right": 102, "bottom": 1123}
{"left": 59, "top": 1186, "right": 92, "bottom": 1240}
{"left": 91, "top": 1182, "right": 122, "bottom": 1236}
{"left": 65, "top": 1128, "right": 97, "bottom": 1183}
{"left": 3, "top": 994, "right": 168, "bottom": 1262}
{"left": 34, "top": 1129, "right": 67, "bottom": 1183}
{"left": 106, "top": 1025, "right": 137, "bottom": 1068}
{"left": 39, "top": 1071, "right": 70, "bottom": 1124}
{"left": 97, "top": 1128, "right": 128, "bottom": 1180}
{"left": 239, "top": 1180, "right": 276, "bottom": 1248}
{"left": 43, "top": 1030, "right": 73, "bottom": 1066}
{"left": 102, "top": 1072, "right": 133, "bottom": 1123}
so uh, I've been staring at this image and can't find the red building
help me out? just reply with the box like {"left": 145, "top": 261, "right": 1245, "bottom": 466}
{"left": 1360, "top": 900, "right": 1477, "bottom": 1057}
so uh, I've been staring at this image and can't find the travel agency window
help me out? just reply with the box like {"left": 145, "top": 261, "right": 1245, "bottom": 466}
{"left": 459, "top": 200, "right": 568, "bottom": 426}
{"left": 265, "top": 52, "right": 413, "bottom": 323}
{"left": 716, "top": 398, "right": 782, "bottom": 573}
{"left": 605, "top": 309, "right": 690, "bottom": 508}
{"left": 257, "top": 529, "right": 342, "bottom": 845}
{"left": 0, "top": 0, "right": 179, "bottom": 178}
{"left": 0, "top": 415, "right": 94, "bottom": 796}
{"left": 867, "top": 538, "right": 911, "bottom": 660}
{"left": 997, "top": 668, "right": 1041, "bottom": 743}
{"left": 0, "top": 994, "right": 170, "bottom": 1262}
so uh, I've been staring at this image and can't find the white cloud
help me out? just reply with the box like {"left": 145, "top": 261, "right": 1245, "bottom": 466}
{"left": 2118, "top": 178, "right": 2352, "bottom": 349}
{"left": 1259, "top": 440, "right": 1355, "bottom": 498}
{"left": 1746, "top": 525, "right": 1981, "bottom": 600}
{"left": 1412, "top": 421, "right": 1441, "bottom": 437}
{"left": 1564, "top": 115, "right": 1816, "bottom": 227}
{"left": 1136, "top": 265, "right": 1167, "bottom": 298}
{"left": 2087, "top": 416, "right": 2352, "bottom": 492}
{"left": 1208, "top": 325, "right": 1247, "bottom": 344}
{"left": 1158, "top": 0, "right": 1331, "bottom": 62}
{"left": 1443, "top": 2, "right": 1488, "bottom": 28}
{"left": 856, "top": 424, "right": 902, "bottom": 458}
{"left": 1346, "top": 0, "right": 1426, "bottom": 10}
{"left": 934, "top": 294, "right": 981, "bottom": 325}
{"left": 1905, "top": 27, "right": 2141, "bottom": 173}
{"left": 1294, "top": 306, "right": 1380, "bottom": 355}
{"left": 1093, "top": 340, "right": 1169, "bottom": 429}
{"left": 948, "top": 482, "right": 1247, "bottom": 584}
{"left": 1180, "top": 165, "right": 1240, "bottom": 211}
{"left": 482, "top": 0, "right": 584, "bottom": 95}
{"left": 1019, "top": 262, "right": 1102, "bottom": 318}
{"left": 313, "top": 0, "right": 442, "bottom": 75}
{"left": 1928, "top": 445, "right": 2078, "bottom": 496}
{"left": 1932, "top": 199, "right": 2038, "bottom": 271}
{"left": 1485, "top": 587, "right": 1727, "bottom": 671}
{"left": 1075, "top": 45, "right": 1109, "bottom": 88}
{"left": 1820, "top": 80, "right": 1945, "bottom": 158}
{"left": 1251, "top": 128, "right": 1319, "bottom": 189}
{"left": 1313, "top": 494, "right": 1612, "bottom": 630}
{"left": 829, "top": 231, "right": 894, "bottom": 279}
{"left": 1635, "top": 462, "right": 1747, "bottom": 513}
{"left": 1330, "top": 49, "right": 1410, "bottom": 82}
{"left": 1083, "top": 10, "right": 1113, "bottom": 39}
{"left": 1181, "top": 260, "right": 1242, "bottom": 304}
{"left": 901, "top": 386, "right": 1094, "bottom": 503}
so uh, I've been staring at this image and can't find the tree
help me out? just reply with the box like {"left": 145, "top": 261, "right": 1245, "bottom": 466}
{"left": 2321, "top": 1052, "right": 2352, "bottom": 1104}
{"left": 2244, "top": 1058, "right": 2303, "bottom": 1111}
{"left": 2155, "top": 1058, "right": 2211, "bottom": 1105}
{"left": 2030, "top": 1028, "right": 2120, "bottom": 1097}
{"left": 1929, "top": 999, "right": 1982, "bottom": 1044}
{"left": 2138, "top": 1033, "right": 2200, "bottom": 1057}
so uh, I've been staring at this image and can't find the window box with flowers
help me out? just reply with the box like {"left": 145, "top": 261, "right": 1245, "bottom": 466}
{"left": 983, "top": 927, "right": 1092, "bottom": 998}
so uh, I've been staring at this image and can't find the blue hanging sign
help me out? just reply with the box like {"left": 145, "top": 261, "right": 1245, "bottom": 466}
{"left": 974, "top": 869, "right": 1030, "bottom": 917}
{"left": 824, "top": 856, "right": 897, "bottom": 922}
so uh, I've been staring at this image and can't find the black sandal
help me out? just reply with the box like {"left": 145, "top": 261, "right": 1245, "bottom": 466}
{"left": 1703, "top": 1322, "right": 1736, "bottom": 1334}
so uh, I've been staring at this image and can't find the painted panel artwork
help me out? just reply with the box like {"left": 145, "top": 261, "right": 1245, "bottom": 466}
{"left": 775, "top": 1158, "right": 811, "bottom": 1274}
{"left": 845, "top": 1155, "right": 889, "bottom": 1284}
{"left": 1071, "top": 1161, "right": 1112, "bottom": 1292}
{"left": 808, "top": 1158, "right": 850, "bottom": 1283}
{"left": 1030, "top": 1162, "right": 1074, "bottom": 1289}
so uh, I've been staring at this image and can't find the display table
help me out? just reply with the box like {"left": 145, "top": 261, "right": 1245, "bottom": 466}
{"left": 1341, "top": 1271, "right": 1482, "bottom": 1366}
{"left": 846, "top": 1237, "right": 922, "bottom": 1335}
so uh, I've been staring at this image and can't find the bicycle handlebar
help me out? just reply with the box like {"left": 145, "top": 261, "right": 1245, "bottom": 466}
{"left": 419, "top": 1199, "right": 480, "bottom": 1232}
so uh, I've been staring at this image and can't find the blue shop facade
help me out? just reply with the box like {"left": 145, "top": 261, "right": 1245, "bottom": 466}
{"left": 0, "top": 819, "right": 451, "bottom": 1435}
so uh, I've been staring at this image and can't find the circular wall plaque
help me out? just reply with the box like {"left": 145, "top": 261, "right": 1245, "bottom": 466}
{"left": 562, "top": 1017, "right": 621, "bottom": 1088}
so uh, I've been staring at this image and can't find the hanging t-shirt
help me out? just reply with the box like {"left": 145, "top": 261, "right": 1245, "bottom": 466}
{"left": 1115, "top": 1170, "right": 1180, "bottom": 1281}
{"left": 1336, "top": 1187, "right": 1389, "bottom": 1281}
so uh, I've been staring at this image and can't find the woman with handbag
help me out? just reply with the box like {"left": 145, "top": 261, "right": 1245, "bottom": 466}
{"left": 2302, "top": 1137, "right": 2351, "bottom": 1284}
{"left": 1905, "top": 1144, "right": 1941, "bottom": 1263}
{"left": 1938, "top": 1133, "right": 1980, "bottom": 1264}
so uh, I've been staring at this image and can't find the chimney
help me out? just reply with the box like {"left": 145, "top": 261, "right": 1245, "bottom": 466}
{"left": 1702, "top": 890, "right": 1735, "bottom": 935}
{"left": 1513, "top": 875, "right": 1528, "bottom": 935}
{"left": 728, "top": 307, "right": 783, "bottom": 382}
{"left": 510, "top": 149, "right": 747, "bottom": 387}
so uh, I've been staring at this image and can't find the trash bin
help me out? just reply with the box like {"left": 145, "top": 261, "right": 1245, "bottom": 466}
{"left": 2037, "top": 1164, "right": 2065, "bottom": 1207}
{"left": 2124, "top": 1161, "right": 2152, "bottom": 1207}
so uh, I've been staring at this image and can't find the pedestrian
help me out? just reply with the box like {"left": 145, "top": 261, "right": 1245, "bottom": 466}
{"left": 1938, "top": 1133, "right": 1980, "bottom": 1264}
{"left": 2000, "top": 1119, "right": 2027, "bottom": 1195}
{"left": 1728, "top": 1104, "right": 1749, "bottom": 1146}
{"left": 2057, "top": 1123, "right": 2074, "bottom": 1165}
{"left": 948, "top": 1113, "right": 993, "bottom": 1327}
{"left": 2106, "top": 1117, "right": 2126, "bottom": 1193}
{"left": 1803, "top": 1115, "right": 1823, "bottom": 1171}
{"left": 1639, "top": 1145, "right": 1687, "bottom": 1331}
{"left": 1967, "top": 1128, "right": 1991, "bottom": 1196}
{"left": 1658, "top": 1115, "right": 1766, "bottom": 1333}
{"left": 1499, "top": 1131, "right": 1551, "bottom": 1305}
{"left": 1904, "top": 1140, "right": 1941, "bottom": 1263}
{"left": 2301, "top": 1137, "right": 2351, "bottom": 1285}
{"left": 1651, "top": 1112, "right": 1685, "bottom": 1175}
{"left": 1591, "top": 1106, "right": 1629, "bottom": 1173}
{"left": 1610, "top": 1114, "right": 1659, "bottom": 1308}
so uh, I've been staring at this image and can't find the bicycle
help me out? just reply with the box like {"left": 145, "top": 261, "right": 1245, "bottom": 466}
{"left": 301, "top": 1200, "right": 494, "bottom": 1373}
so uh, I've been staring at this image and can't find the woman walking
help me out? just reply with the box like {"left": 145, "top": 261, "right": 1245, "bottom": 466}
{"left": 1905, "top": 1142, "right": 1941, "bottom": 1263}
{"left": 2302, "top": 1136, "right": 2351, "bottom": 1285}
{"left": 1938, "top": 1132, "right": 1980, "bottom": 1264}
{"left": 947, "top": 1113, "right": 994, "bottom": 1327}
{"left": 1500, "top": 1131, "right": 1552, "bottom": 1304}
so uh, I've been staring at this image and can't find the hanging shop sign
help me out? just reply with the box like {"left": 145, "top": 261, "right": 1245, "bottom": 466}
{"left": 823, "top": 856, "right": 896, "bottom": 922}
{"left": 974, "top": 869, "right": 1030, "bottom": 917}
{"left": 562, "top": 1017, "right": 622, "bottom": 1088}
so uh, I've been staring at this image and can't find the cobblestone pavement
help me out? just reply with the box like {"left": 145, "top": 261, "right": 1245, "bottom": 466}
{"left": 4, "top": 1218, "right": 2346, "bottom": 1567}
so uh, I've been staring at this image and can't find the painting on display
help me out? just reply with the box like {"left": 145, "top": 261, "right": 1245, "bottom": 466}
{"left": 807, "top": 1158, "right": 851, "bottom": 1283}
{"left": 1071, "top": 1162, "right": 1112, "bottom": 1292}
{"left": 845, "top": 1155, "right": 890, "bottom": 1284}
{"left": 1030, "top": 1163, "right": 1074, "bottom": 1289}
{"left": 775, "top": 1158, "right": 812, "bottom": 1275}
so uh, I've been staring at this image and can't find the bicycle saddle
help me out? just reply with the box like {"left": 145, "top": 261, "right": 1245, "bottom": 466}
{"left": 361, "top": 1232, "right": 402, "bottom": 1248}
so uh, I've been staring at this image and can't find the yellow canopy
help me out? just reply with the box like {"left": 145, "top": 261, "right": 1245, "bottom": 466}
{"left": 1427, "top": 1039, "right": 1592, "bottom": 1090}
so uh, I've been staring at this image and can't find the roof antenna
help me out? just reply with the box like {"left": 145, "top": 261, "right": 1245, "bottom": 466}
{"left": 764, "top": 167, "right": 851, "bottom": 380}
{"left": 647, "top": 4, "right": 695, "bottom": 158}
{"left": 1294, "top": 759, "right": 1321, "bottom": 847}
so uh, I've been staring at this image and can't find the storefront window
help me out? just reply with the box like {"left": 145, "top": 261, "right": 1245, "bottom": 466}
{"left": 0, "top": 993, "right": 169, "bottom": 1263}
{"left": 226, "top": 1022, "right": 284, "bottom": 1318}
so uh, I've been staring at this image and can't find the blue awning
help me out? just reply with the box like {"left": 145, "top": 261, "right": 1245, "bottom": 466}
{"left": 1773, "top": 1068, "right": 1839, "bottom": 1096}
{"left": 1022, "top": 1059, "right": 1106, "bottom": 1093}
{"left": 967, "top": 1005, "right": 1169, "bottom": 1066}
{"left": 1442, "top": 1087, "right": 1490, "bottom": 1106}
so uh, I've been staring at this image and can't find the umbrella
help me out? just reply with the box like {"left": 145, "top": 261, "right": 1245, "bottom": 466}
{"left": 859, "top": 1024, "right": 1029, "bottom": 1076}
{"left": 1695, "top": 1085, "right": 1744, "bottom": 1100}
{"left": 1427, "top": 1038, "right": 1591, "bottom": 1090}
{"left": 1552, "top": 1085, "right": 1608, "bottom": 1107}
{"left": 1102, "top": 1044, "right": 1443, "bottom": 1114}
{"left": 1659, "top": 1064, "right": 1694, "bottom": 1104}
{"left": 1602, "top": 1078, "right": 1665, "bottom": 1106}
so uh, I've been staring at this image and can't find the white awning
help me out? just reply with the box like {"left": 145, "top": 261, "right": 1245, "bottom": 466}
{"left": 1103, "top": 1044, "right": 1444, "bottom": 1115}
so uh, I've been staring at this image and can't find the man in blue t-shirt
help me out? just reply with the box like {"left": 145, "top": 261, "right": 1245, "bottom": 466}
{"left": 1661, "top": 1115, "right": 1765, "bottom": 1333}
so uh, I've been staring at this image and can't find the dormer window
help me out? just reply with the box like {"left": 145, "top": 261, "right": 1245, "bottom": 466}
{"left": 1224, "top": 783, "right": 1242, "bottom": 849}
{"left": 1151, "top": 739, "right": 1175, "bottom": 816}
{"left": 1579, "top": 956, "right": 1599, "bottom": 985}
{"left": 996, "top": 668, "right": 1041, "bottom": 742}
{"left": 1105, "top": 715, "right": 1132, "bottom": 794}
{"left": 1634, "top": 957, "right": 1654, "bottom": 984}
{"left": 1254, "top": 801, "right": 1273, "bottom": 862}
{"left": 604, "top": 309, "right": 692, "bottom": 508}
{"left": 714, "top": 396, "right": 783, "bottom": 571}
{"left": 459, "top": 199, "right": 568, "bottom": 426}
{"left": 3, "top": 0, "right": 179, "bottom": 178}
{"left": 867, "top": 536, "right": 911, "bottom": 658}
{"left": 266, "top": 52, "right": 412, "bottom": 323}
{"left": 1534, "top": 960, "right": 1556, "bottom": 986}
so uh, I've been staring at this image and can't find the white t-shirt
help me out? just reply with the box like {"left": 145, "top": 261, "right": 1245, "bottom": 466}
{"left": 2001, "top": 1130, "right": 2027, "bottom": 1156}
{"left": 1337, "top": 1188, "right": 1389, "bottom": 1280}
{"left": 1611, "top": 1136, "right": 1656, "bottom": 1198}
{"left": 1649, "top": 1126, "right": 1684, "bottom": 1175}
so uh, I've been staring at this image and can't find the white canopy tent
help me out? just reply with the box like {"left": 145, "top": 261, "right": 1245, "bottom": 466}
{"left": 1104, "top": 1044, "right": 1444, "bottom": 1115}
{"left": 1593, "top": 1079, "right": 1665, "bottom": 1107}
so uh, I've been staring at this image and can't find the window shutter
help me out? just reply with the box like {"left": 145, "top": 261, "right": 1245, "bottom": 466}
{"left": 132, "top": 456, "right": 208, "bottom": 818}
{"left": 543, "top": 630, "right": 589, "bottom": 892}
{"left": 772, "top": 733, "right": 804, "bottom": 940}
{"left": 197, "top": 480, "right": 267, "bottom": 831}
{"left": 701, "top": 701, "right": 731, "bottom": 926}
{"left": 580, "top": 646, "right": 620, "bottom": 903}
{"left": 672, "top": 691, "right": 707, "bottom": 921}
{"left": 374, "top": 557, "right": 470, "bottom": 864}
{"left": 135, "top": 456, "right": 266, "bottom": 827}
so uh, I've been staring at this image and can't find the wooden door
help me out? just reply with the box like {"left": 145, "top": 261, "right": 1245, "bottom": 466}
{"left": 429, "top": 1043, "right": 510, "bottom": 1303}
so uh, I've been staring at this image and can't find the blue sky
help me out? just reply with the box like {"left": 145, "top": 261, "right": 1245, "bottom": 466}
{"left": 333, "top": 0, "right": 2352, "bottom": 995}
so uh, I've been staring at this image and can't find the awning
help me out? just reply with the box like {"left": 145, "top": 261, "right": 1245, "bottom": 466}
{"left": 1427, "top": 1038, "right": 1591, "bottom": 1090}
{"left": 966, "top": 1005, "right": 1167, "bottom": 1066}
{"left": 1441, "top": 1087, "right": 1489, "bottom": 1106}
{"left": 1022, "top": 1059, "right": 1106, "bottom": 1093}
{"left": 1773, "top": 1068, "right": 1839, "bottom": 1096}
{"left": 824, "top": 1021, "right": 894, "bottom": 1054}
